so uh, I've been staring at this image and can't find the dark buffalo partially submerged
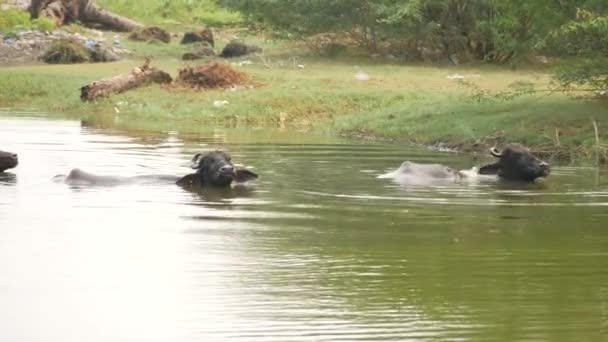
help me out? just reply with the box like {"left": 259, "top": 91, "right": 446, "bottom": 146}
{"left": 0, "top": 150, "right": 18, "bottom": 172}
{"left": 176, "top": 151, "right": 258, "bottom": 188}
{"left": 381, "top": 144, "right": 550, "bottom": 184}
{"left": 479, "top": 144, "right": 550, "bottom": 181}
{"left": 61, "top": 151, "right": 258, "bottom": 188}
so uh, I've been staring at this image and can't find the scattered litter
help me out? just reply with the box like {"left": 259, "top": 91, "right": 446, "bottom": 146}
{"left": 446, "top": 74, "right": 481, "bottom": 80}
{"left": 226, "top": 84, "right": 254, "bottom": 92}
{"left": 355, "top": 72, "right": 370, "bottom": 81}
{"left": 235, "top": 60, "right": 253, "bottom": 66}
{"left": 213, "top": 100, "right": 229, "bottom": 108}
{"left": 446, "top": 74, "right": 464, "bottom": 79}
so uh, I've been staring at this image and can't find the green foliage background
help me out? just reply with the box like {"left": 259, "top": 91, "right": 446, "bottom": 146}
{"left": 220, "top": 0, "right": 608, "bottom": 91}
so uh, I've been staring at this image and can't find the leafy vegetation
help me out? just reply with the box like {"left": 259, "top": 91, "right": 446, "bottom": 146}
{"left": 0, "top": 8, "right": 55, "bottom": 34}
{"left": 546, "top": 10, "right": 608, "bottom": 94}
{"left": 40, "top": 38, "right": 92, "bottom": 64}
{"left": 219, "top": 0, "right": 608, "bottom": 103}
{"left": 220, "top": 0, "right": 608, "bottom": 62}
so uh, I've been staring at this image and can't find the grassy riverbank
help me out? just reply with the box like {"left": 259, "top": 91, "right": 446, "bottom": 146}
{"left": 96, "top": 0, "right": 243, "bottom": 27}
{"left": 1, "top": 35, "right": 607, "bottom": 163}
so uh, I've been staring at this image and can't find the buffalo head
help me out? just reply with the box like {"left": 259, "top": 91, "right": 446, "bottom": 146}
{"left": 177, "top": 150, "right": 258, "bottom": 188}
{"left": 0, "top": 150, "right": 18, "bottom": 172}
{"left": 479, "top": 144, "right": 549, "bottom": 182}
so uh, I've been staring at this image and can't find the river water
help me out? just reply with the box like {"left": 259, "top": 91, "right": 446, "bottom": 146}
{"left": 1, "top": 113, "right": 607, "bottom": 341}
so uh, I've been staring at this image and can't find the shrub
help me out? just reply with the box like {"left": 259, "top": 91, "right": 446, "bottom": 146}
{"left": 547, "top": 11, "right": 608, "bottom": 94}
{"left": 41, "top": 38, "right": 91, "bottom": 64}
{"left": 0, "top": 9, "right": 55, "bottom": 34}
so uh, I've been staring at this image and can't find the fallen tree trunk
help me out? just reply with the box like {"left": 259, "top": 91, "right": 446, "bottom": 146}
{"left": 30, "top": 0, "right": 143, "bottom": 31}
{"left": 80, "top": 1, "right": 143, "bottom": 31}
{"left": 80, "top": 63, "right": 172, "bottom": 101}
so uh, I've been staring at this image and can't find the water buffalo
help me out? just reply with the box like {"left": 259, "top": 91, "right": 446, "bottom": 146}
{"left": 0, "top": 150, "right": 18, "bottom": 172}
{"left": 176, "top": 151, "right": 258, "bottom": 188}
{"left": 380, "top": 144, "right": 550, "bottom": 183}
{"left": 478, "top": 144, "right": 550, "bottom": 181}
{"left": 60, "top": 151, "right": 258, "bottom": 188}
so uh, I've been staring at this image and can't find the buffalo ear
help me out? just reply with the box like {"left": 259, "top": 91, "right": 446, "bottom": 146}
{"left": 478, "top": 163, "right": 501, "bottom": 175}
{"left": 235, "top": 169, "right": 258, "bottom": 183}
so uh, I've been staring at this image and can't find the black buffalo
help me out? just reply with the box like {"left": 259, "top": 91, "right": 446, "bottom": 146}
{"left": 176, "top": 151, "right": 258, "bottom": 188}
{"left": 478, "top": 144, "right": 550, "bottom": 182}
{"left": 61, "top": 151, "right": 258, "bottom": 188}
{"left": 0, "top": 150, "right": 18, "bottom": 172}
{"left": 381, "top": 144, "right": 550, "bottom": 183}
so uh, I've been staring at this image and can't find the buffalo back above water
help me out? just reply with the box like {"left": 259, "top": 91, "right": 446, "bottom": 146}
{"left": 0, "top": 150, "right": 18, "bottom": 172}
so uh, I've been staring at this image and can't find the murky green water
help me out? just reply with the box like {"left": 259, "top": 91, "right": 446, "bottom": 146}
{"left": 1, "top": 113, "right": 608, "bottom": 341}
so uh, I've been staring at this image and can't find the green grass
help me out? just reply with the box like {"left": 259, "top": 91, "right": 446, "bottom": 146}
{"left": 97, "top": 0, "right": 243, "bottom": 28}
{"left": 1, "top": 36, "right": 607, "bottom": 164}
{"left": 0, "top": 8, "right": 55, "bottom": 34}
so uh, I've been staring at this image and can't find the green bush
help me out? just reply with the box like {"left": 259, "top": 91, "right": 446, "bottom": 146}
{"left": 545, "top": 11, "right": 608, "bottom": 56}
{"left": 0, "top": 9, "right": 55, "bottom": 34}
{"left": 218, "top": 0, "right": 608, "bottom": 62}
{"left": 41, "top": 38, "right": 91, "bottom": 64}
{"left": 547, "top": 11, "right": 608, "bottom": 93}
{"left": 0, "top": 9, "right": 29, "bottom": 32}
{"left": 30, "top": 17, "right": 55, "bottom": 31}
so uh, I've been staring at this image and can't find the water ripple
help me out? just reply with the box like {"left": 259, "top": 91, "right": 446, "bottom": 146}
{"left": 1, "top": 114, "right": 608, "bottom": 341}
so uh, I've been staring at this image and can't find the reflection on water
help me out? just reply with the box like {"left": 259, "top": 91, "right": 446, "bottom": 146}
{"left": 0, "top": 172, "right": 16, "bottom": 186}
{"left": 1, "top": 114, "right": 608, "bottom": 341}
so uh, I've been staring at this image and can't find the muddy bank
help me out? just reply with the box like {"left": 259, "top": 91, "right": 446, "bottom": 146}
{"left": 341, "top": 129, "right": 588, "bottom": 163}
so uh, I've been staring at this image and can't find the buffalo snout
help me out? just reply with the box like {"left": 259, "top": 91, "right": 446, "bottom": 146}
{"left": 539, "top": 161, "right": 550, "bottom": 177}
{"left": 219, "top": 164, "right": 236, "bottom": 176}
